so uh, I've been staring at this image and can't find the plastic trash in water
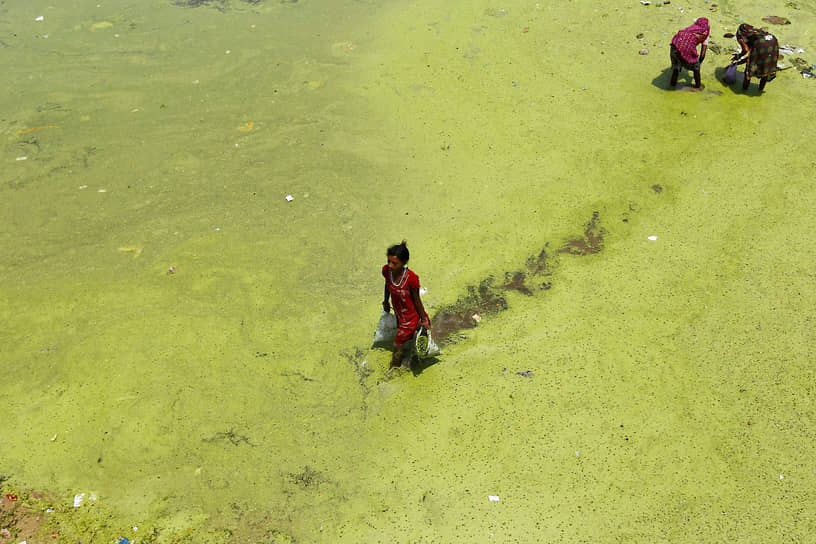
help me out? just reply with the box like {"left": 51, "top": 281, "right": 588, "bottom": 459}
{"left": 285, "top": 195, "right": 294, "bottom": 202}
{"left": 648, "top": 236, "right": 658, "bottom": 241}
{"left": 117, "top": 539, "right": 131, "bottom": 544}
{"left": 488, "top": 495, "right": 500, "bottom": 502}
{"left": 73, "top": 492, "right": 97, "bottom": 507}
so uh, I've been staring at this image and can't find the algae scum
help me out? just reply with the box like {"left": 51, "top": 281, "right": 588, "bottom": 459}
{"left": 3, "top": 0, "right": 816, "bottom": 542}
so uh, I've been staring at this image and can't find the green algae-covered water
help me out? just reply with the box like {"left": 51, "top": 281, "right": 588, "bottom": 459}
{"left": 2, "top": 0, "right": 816, "bottom": 542}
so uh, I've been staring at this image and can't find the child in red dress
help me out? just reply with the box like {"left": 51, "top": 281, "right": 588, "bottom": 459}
{"left": 382, "top": 240, "right": 430, "bottom": 368}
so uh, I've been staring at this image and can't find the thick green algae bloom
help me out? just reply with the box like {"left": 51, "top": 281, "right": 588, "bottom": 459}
{"left": 2, "top": 0, "right": 815, "bottom": 541}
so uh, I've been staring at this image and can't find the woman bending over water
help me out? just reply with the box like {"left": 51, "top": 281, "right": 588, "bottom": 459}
{"left": 731, "top": 23, "right": 779, "bottom": 92}
{"left": 382, "top": 240, "right": 430, "bottom": 369}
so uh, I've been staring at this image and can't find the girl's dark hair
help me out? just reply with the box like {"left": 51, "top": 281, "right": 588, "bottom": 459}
{"left": 386, "top": 239, "right": 410, "bottom": 264}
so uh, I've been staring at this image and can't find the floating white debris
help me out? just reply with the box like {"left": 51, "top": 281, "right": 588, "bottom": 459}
{"left": 472, "top": 313, "right": 482, "bottom": 323}
{"left": 97, "top": 189, "right": 107, "bottom": 193}
{"left": 79, "top": 185, "right": 88, "bottom": 189}
{"left": 488, "top": 495, "right": 500, "bottom": 502}
{"left": 575, "top": 451, "right": 580, "bottom": 456}
{"left": 16, "top": 156, "right": 27, "bottom": 161}
{"left": 50, "top": 433, "right": 58, "bottom": 441}
{"left": 648, "top": 236, "right": 658, "bottom": 241}
{"left": 285, "top": 195, "right": 294, "bottom": 202}
{"left": 419, "top": 287, "right": 427, "bottom": 295}
{"left": 35, "top": 15, "right": 44, "bottom": 21}
{"left": 780, "top": 474, "right": 784, "bottom": 480}
{"left": 640, "top": 1, "right": 651, "bottom": 4}
{"left": 73, "top": 493, "right": 86, "bottom": 507}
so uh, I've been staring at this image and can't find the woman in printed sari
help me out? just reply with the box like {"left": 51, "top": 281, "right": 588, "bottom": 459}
{"left": 731, "top": 23, "right": 779, "bottom": 92}
{"left": 670, "top": 17, "right": 710, "bottom": 89}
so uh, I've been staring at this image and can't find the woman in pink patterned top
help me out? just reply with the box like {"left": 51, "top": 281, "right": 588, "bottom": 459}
{"left": 669, "top": 17, "right": 710, "bottom": 89}
{"left": 382, "top": 240, "right": 430, "bottom": 369}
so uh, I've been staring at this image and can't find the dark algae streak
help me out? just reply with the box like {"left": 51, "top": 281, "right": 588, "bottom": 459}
{"left": 431, "top": 212, "right": 605, "bottom": 343}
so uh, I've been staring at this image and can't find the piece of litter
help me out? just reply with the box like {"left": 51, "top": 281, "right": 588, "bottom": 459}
{"left": 16, "top": 156, "right": 27, "bottom": 161}
{"left": 648, "top": 236, "right": 658, "bottom": 241}
{"left": 79, "top": 185, "right": 88, "bottom": 189}
{"left": 472, "top": 313, "right": 482, "bottom": 323}
{"left": 488, "top": 495, "right": 500, "bottom": 502}
{"left": 73, "top": 493, "right": 85, "bottom": 507}
{"left": 285, "top": 195, "right": 294, "bottom": 202}
{"left": 133, "top": 526, "right": 138, "bottom": 532}
{"left": 35, "top": 15, "right": 44, "bottom": 21}
{"left": 50, "top": 433, "right": 58, "bottom": 441}
{"left": 640, "top": 1, "right": 651, "bottom": 4}
{"left": 780, "top": 474, "right": 784, "bottom": 480}
{"left": 419, "top": 287, "right": 427, "bottom": 295}
{"left": 575, "top": 451, "right": 580, "bottom": 456}
{"left": 97, "top": 189, "right": 107, "bottom": 193}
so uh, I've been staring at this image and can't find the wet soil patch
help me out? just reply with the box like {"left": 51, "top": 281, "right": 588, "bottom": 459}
{"left": 502, "top": 271, "right": 533, "bottom": 296}
{"left": 762, "top": 15, "right": 791, "bottom": 25}
{"left": 0, "top": 488, "right": 58, "bottom": 544}
{"left": 558, "top": 211, "right": 605, "bottom": 256}
{"left": 431, "top": 277, "right": 508, "bottom": 343}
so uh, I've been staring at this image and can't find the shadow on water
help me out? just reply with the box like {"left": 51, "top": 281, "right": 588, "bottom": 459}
{"left": 651, "top": 66, "right": 676, "bottom": 90}
{"left": 410, "top": 354, "right": 440, "bottom": 376}
{"left": 653, "top": 65, "right": 768, "bottom": 97}
{"left": 712, "top": 65, "right": 768, "bottom": 97}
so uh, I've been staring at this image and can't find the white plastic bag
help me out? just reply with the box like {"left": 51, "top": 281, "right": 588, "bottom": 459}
{"left": 414, "top": 326, "right": 440, "bottom": 358}
{"left": 373, "top": 311, "right": 397, "bottom": 345}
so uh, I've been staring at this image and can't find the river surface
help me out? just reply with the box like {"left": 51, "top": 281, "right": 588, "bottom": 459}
{"left": 2, "top": 0, "right": 816, "bottom": 542}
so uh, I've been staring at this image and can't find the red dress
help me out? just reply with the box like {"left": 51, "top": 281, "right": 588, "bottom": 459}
{"left": 382, "top": 265, "right": 421, "bottom": 345}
